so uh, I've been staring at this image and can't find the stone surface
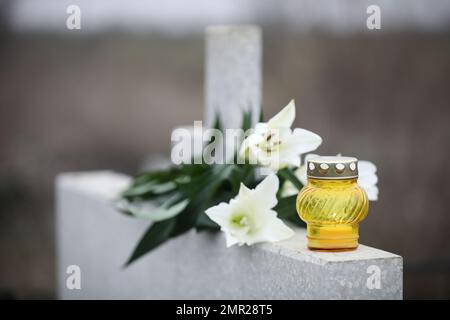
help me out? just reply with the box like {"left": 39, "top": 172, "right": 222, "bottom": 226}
{"left": 204, "top": 25, "right": 262, "bottom": 129}
{"left": 56, "top": 171, "right": 402, "bottom": 299}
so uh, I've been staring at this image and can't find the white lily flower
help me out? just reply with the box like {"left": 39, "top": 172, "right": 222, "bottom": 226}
{"left": 239, "top": 100, "right": 322, "bottom": 171}
{"left": 280, "top": 153, "right": 317, "bottom": 197}
{"left": 281, "top": 154, "right": 379, "bottom": 201}
{"left": 205, "top": 174, "right": 294, "bottom": 247}
{"left": 357, "top": 160, "right": 379, "bottom": 201}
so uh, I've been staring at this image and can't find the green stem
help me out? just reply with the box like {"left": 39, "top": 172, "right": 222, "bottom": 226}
{"left": 278, "top": 167, "right": 303, "bottom": 190}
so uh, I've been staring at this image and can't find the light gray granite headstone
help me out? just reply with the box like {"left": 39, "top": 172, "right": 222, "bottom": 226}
{"left": 56, "top": 171, "right": 402, "bottom": 299}
{"left": 204, "top": 25, "right": 262, "bottom": 129}
{"left": 56, "top": 25, "right": 402, "bottom": 300}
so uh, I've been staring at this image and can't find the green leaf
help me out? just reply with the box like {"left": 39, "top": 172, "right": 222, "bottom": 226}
{"left": 274, "top": 195, "right": 297, "bottom": 219}
{"left": 287, "top": 216, "right": 306, "bottom": 227}
{"left": 125, "top": 218, "right": 176, "bottom": 266}
{"left": 227, "top": 164, "right": 256, "bottom": 194}
{"left": 171, "top": 165, "right": 234, "bottom": 236}
{"left": 132, "top": 168, "right": 179, "bottom": 185}
{"left": 259, "top": 109, "right": 264, "bottom": 122}
{"left": 122, "top": 181, "right": 176, "bottom": 198}
{"left": 195, "top": 212, "right": 219, "bottom": 231}
{"left": 212, "top": 115, "right": 223, "bottom": 132}
{"left": 278, "top": 168, "right": 303, "bottom": 190}
{"left": 274, "top": 195, "right": 306, "bottom": 228}
{"left": 122, "top": 197, "right": 189, "bottom": 222}
{"left": 122, "top": 163, "right": 246, "bottom": 266}
{"left": 194, "top": 186, "right": 238, "bottom": 232}
{"left": 241, "top": 111, "right": 253, "bottom": 132}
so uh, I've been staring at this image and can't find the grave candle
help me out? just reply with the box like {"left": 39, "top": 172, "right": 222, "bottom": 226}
{"left": 296, "top": 156, "right": 369, "bottom": 250}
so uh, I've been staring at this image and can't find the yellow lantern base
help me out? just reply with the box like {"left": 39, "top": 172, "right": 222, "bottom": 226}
{"left": 306, "top": 224, "right": 359, "bottom": 250}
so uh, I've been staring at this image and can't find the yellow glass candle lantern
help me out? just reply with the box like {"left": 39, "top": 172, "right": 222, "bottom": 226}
{"left": 296, "top": 156, "right": 369, "bottom": 250}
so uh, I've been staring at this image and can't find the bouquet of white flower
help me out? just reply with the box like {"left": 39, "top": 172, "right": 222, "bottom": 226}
{"left": 119, "top": 100, "right": 378, "bottom": 266}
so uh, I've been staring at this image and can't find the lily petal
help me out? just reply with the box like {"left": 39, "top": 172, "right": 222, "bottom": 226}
{"left": 287, "top": 128, "right": 323, "bottom": 155}
{"left": 205, "top": 202, "right": 232, "bottom": 226}
{"left": 276, "top": 130, "right": 321, "bottom": 169}
{"left": 268, "top": 100, "right": 296, "bottom": 129}
{"left": 357, "top": 160, "right": 379, "bottom": 201}
{"left": 362, "top": 185, "right": 379, "bottom": 201}
{"left": 253, "top": 174, "right": 279, "bottom": 209}
{"left": 225, "top": 233, "right": 240, "bottom": 247}
{"left": 238, "top": 183, "right": 253, "bottom": 198}
{"left": 256, "top": 211, "right": 295, "bottom": 242}
{"left": 205, "top": 173, "right": 295, "bottom": 247}
{"left": 358, "top": 174, "right": 378, "bottom": 187}
{"left": 279, "top": 155, "right": 301, "bottom": 169}
{"left": 358, "top": 160, "right": 377, "bottom": 174}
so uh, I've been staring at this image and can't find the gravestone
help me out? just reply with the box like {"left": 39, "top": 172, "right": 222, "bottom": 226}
{"left": 56, "top": 26, "right": 402, "bottom": 299}
{"left": 204, "top": 25, "right": 261, "bottom": 129}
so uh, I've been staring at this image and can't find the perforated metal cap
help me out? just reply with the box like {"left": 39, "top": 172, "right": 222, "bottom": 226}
{"left": 307, "top": 156, "right": 358, "bottom": 180}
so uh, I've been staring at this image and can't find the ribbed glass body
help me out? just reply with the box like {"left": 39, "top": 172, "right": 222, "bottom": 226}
{"left": 296, "top": 178, "right": 369, "bottom": 250}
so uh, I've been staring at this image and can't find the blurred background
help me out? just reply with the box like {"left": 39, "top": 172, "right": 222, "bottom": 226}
{"left": 0, "top": 0, "right": 450, "bottom": 299}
